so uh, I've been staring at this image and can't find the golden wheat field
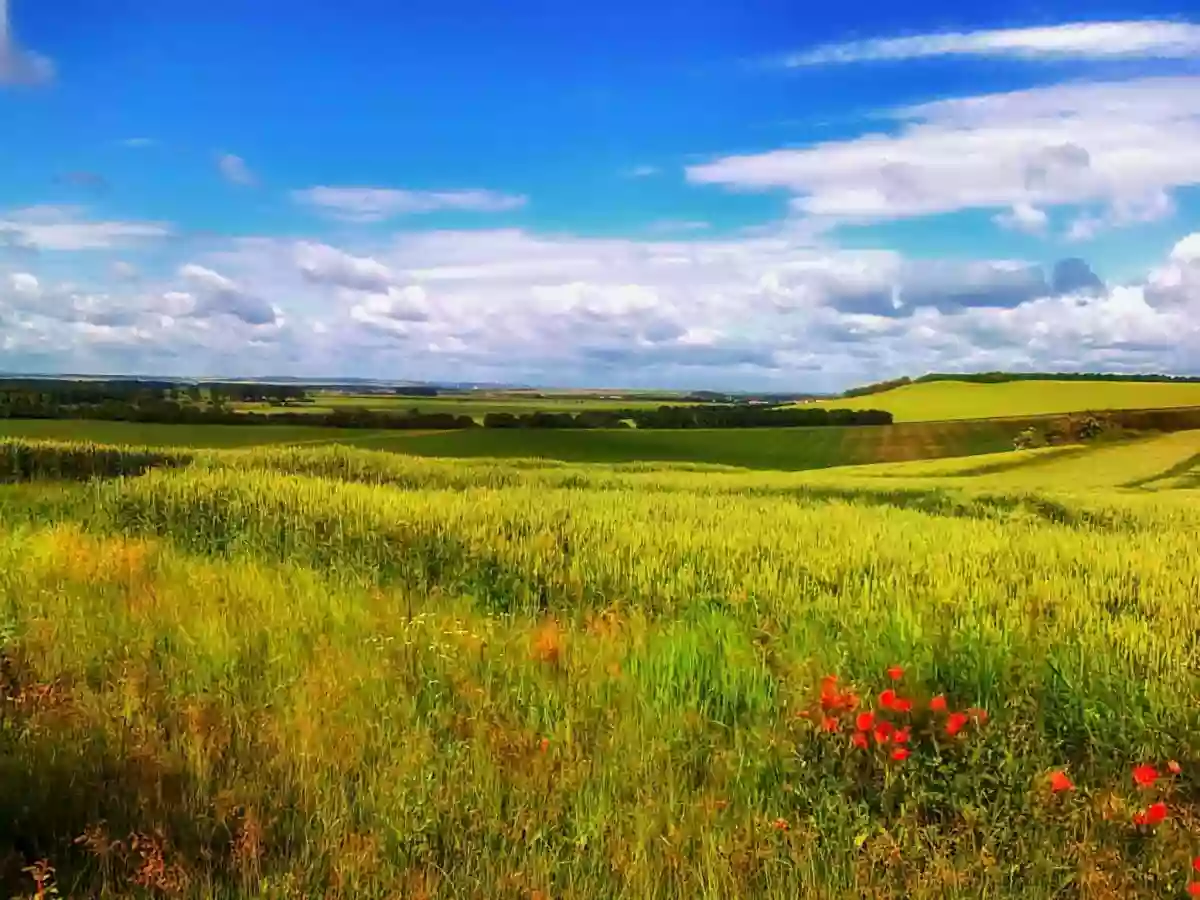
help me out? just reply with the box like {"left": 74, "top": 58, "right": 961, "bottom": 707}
{"left": 2, "top": 433, "right": 1200, "bottom": 899}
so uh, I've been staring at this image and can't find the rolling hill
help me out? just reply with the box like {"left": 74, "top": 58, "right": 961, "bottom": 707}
{"left": 812, "top": 378, "right": 1200, "bottom": 422}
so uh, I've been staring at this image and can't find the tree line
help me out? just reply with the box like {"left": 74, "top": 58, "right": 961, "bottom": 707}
{"left": 0, "top": 381, "right": 891, "bottom": 430}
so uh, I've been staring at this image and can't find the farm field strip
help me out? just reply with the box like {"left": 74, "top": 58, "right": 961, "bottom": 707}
{"left": 813, "top": 379, "right": 1200, "bottom": 422}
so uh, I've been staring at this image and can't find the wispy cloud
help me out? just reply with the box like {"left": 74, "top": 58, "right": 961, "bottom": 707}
{"left": 785, "top": 20, "right": 1200, "bottom": 66}
{"left": 647, "top": 220, "right": 711, "bottom": 234}
{"left": 292, "top": 187, "right": 528, "bottom": 222}
{"left": 0, "top": 0, "right": 54, "bottom": 85}
{"left": 0, "top": 205, "right": 172, "bottom": 250}
{"left": 625, "top": 165, "right": 661, "bottom": 178}
{"left": 217, "top": 153, "right": 256, "bottom": 186}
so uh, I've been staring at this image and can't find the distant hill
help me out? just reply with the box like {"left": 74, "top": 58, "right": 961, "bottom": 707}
{"left": 840, "top": 371, "right": 1200, "bottom": 399}
{"left": 815, "top": 378, "right": 1200, "bottom": 423}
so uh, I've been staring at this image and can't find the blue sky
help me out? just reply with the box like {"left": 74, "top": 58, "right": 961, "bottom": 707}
{"left": 3, "top": 1, "right": 1200, "bottom": 390}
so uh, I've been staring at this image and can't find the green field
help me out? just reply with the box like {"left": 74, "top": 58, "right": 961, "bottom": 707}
{"left": 814, "top": 378, "right": 1200, "bottom": 422}
{"left": 0, "top": 417, "right": 1032, "bottom": 471}
{"left": 336, "top": 419, "right": 1028, "bottom": 469}
{"left": 0, "top": 419, "right": 355, "bottom": 448}
{"left": 232, "top": 392, "right": 690, "bottom": 418}
{"left": 2, "top": 432, "right": 1200, "bottom": 898}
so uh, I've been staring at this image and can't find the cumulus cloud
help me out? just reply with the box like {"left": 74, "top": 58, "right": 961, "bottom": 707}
{"left": 993, "top": 202, "right": 1049, "bottom": 235}
{"left": 295, "top": 241, "right": 396, "bottom": 292}
{"left": 292, "top": 186, "right": 528, "bottom": 222}
{"left": 4, "top": 221, "right": 1200, "bottom": 388}
{"left": 785, "top": 21, "right": 1200, "bottom": 66}
{"left": 217, "top": 153, "right": 256, "bottom": 186}
{"left": 1051, "top": 258, "right": 1105, "bottom": 295}
{"left": 179, "top": 263, "right": 277, "bottom": 325}
{"left": 687, "top": 76, "right": 1200, "bottom": 231}
{"left": 0, "top": 206, "right": 172, "bottom": 250}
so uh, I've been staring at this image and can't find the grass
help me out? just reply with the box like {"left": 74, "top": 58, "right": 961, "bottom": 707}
{"left": 813, "top": 378, "right": 1200, "bottom": 422}
{"left": 1, "top": 433, "right": 1200, "bottom": 897}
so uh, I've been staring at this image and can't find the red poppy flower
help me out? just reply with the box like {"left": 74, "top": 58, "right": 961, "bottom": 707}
{"left": 1188, "top": 883, "right": 1200, "bottom": 898}
{"left": 874, "top": 721, "right": 893, "bottom": 744}
{"left": 879, "top": 689, "right": 897, "bottom": 709}
{"left": 1169, "top": 760, "right": 1182, "bottom": 775}
{"left": 1132, "top": 764, "right": 1158, "bottom": 789}
{"left": 820, "top": 675, "right": 839, "bottom": 710}
{"left": 772, "top": 817, "right": 789, "bottom": 832}
{"left": 968, "top": 707, "right": 988, "bottom": 724}
{"left": 851, "top": 731, "right": 869, "bottom": 750}
{"left": 1133, "top": 801, "right": 1167, "bottom": 826}
{"left": 886, "top": 666, "right": 904, "bottom": 681}
{"left": 539, "top": 738, "right": 550, "bottom": 754}
{"left": 1193, "top": 856, "right": 1200, "bottom": 874}
{"left": 893, "top": 727, "right": 911, "bottom": 744}
{"left": 1048, "top": 771, "right": 1073, "bottom": 793}
{"left": 891, "top": 747, "right": 910, "bottom": 761}
{"left": 893, "top": 697, "right": 913, "bottom": 714}
{"left": 928, "top": 695, "right": 947, "bottom": 713}
{"left": 945, "top": 712, "right": 970, "bottom": 737}
{"left": 821, "top": 716, "right": 840, "bottom": 733}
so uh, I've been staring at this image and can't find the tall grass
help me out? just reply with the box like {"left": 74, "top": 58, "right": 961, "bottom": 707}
{"left": 1, "top": 437, "right": 1199, "bottom": 897}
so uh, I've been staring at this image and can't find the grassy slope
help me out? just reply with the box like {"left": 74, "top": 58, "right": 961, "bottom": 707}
{"left": 3, "top": 437, "right": 1200, "bottom": 897}
{"left": 813, "top": 378, "right": 1200, "bottom": 422}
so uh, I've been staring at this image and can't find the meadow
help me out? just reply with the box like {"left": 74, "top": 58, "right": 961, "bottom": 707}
{"left": 2, "top": 431, "right": 1200, "bottom": 898}
{"left": 813, "top": 378, "right": 1200, "bottom": 422}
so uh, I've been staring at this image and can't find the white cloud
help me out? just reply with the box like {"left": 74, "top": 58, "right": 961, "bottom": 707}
{"left": 111, "top": 260, "right": 139, "bottom": 280}
{"left": 217, "top": 153, "right": 256, "bottom": 186}
{"left": 0, "top": 205, "right": 172, "bottom": 250}
{"left": 994, "top": 202, "right": 1049, "bottom": 235}
{"left": 291, "top": 186, "right": 528, "bottom": 222}
{"left": 9, "top": 272, "right": 39, "bottom": 297}
{"left": 0, "top": 0, "right": 54, "bottom": 86}
{"left": 687, "top": 76, "right": 1200, "bottom": 231}
{"left": 295, "top": 241, "right": 395, "bottom": 292}
{"left": 785, "top": 20, "right": 1200, "bottom": 66}
{"left": 3, "top": 215, "right": 1199, "bottom": 389}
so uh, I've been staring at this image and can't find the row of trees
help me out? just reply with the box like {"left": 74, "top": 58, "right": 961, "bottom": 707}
{"left": 485, "top": 406, "right": 892, "bottom": 428}
{"left": 915, "top": 372, "right": 1200, "bottom": 385}
{"left": 0, "top": 392, "right": 892, "bottom": 431}
{"left": 0, "top": 379, "right": 311, "bottom": 407}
